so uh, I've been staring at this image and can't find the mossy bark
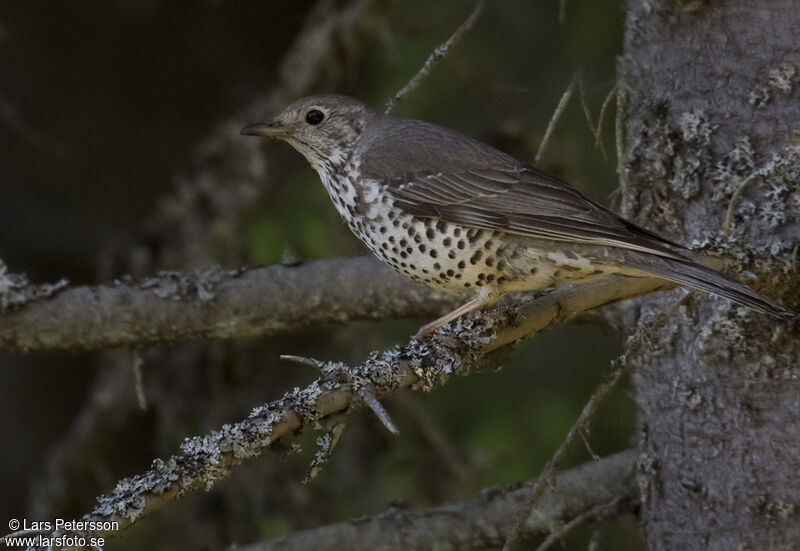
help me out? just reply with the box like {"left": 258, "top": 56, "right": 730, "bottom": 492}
{"left": 621, "top": 1, "right": 800, "bottom": 549}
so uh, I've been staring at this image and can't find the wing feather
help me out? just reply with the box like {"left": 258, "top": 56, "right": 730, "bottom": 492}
{"left": 388, "top": 167, "right": 686, "bottom": 258}
{"left": 359, "top": 115, "right": 685, "bottom": 259}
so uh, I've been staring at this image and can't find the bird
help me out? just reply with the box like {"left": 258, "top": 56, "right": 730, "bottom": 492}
{"left": 241, "top": 94, "right": 794, "bottom": 336}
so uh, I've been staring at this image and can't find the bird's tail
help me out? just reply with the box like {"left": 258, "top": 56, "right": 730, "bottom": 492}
{"left": 627, "top": 254, "right": 796, "bottom": 320}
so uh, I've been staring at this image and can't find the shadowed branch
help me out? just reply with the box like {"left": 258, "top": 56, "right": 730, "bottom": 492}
{"left": 0, "top": 256, "right": 674, "bottom": 354}
{"left": 0, "top": 257, "right": 455, "bottom": 352}
{"left": 235, "top": 451, "right": 637, "bottom": 551}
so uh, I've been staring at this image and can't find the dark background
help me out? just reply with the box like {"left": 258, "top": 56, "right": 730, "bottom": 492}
{"left": 0, "top": 2, "right": 640, "bottom": 549}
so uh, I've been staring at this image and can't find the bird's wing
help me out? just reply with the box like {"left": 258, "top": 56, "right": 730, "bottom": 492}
{"left": 358, "top": 115, "right": 685, "bottom": 259}
{"left": 382, "top": 164, "right": 686, "bottom": 259}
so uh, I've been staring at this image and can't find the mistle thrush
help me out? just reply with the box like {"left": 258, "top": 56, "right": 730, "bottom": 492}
{"left": 242, "top": 94, "right": 794, "bottom": 335}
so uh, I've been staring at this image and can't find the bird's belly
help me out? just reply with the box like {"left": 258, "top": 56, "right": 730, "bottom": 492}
{"left": 347, "top": 212, "right": 623, "bottom": 296}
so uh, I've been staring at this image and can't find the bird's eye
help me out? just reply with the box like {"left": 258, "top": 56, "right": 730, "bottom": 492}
{"left": 305, "top": 109, "right": 325, "bottom": 125}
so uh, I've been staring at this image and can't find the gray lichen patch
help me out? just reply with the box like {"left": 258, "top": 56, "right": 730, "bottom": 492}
{"left": 627, "top": 96, "right": 799, "bottom": 271}
{"left": 139, "top": 265, "right": 243, "bottom": 301}
{"left": 710, "top": 136, "right": 755, "bottom": 201}
{"left": 768, "top": 62, "right": 796, "bottom": 93}
{"left": 725, "top": 145, "right": 800, "bottom": 238}
{"left": 0, "top": 259, "right": 69, "bottom": 310}
{"left": 625, "top": 87, "right": 799, "bottom": 262}
{"left": 678, "top": 109, "right": 714, "bottom": 145}
{"left": 748, "top": 86, "right": 771, "bottom": 108}
{"left": 694, "top": 301, "right": 748, "bottom": 362}
{"left": 304, "top": 423, "right": 345, "bottom": 483}
{"left": 624, "top": 104, "right": 714, "bottom": 227}
{"left": 251, "top": 376, "right": 341, "bottom": 426}
{"left": 760, "top": 500, "right": 798, "bottom": 521}
{"left": 627, "top": 104, "right": 675, "bottom": 196}
{"left": 92, "top": 481, "right": 148, "bottom": 521}
{"left": 669, "top": 110, "right": 715, "bottom": 200}
{"left": 693, "top": 297, "right": 800, "bottom": 376}
{"left": 747, "top": 62, "right": 796, "bottom": 107}
{"left": 677, "top": 382, "right": 704, "bottom": 411}
{"left": 89, "top": 403, "right": 288, "bottom": 524}
{"left": 91, "top": 461, "right": 177, "bottom": 522}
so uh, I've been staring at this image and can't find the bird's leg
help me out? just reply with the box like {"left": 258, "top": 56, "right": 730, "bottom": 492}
{"left": 416, "top": 286, "right": 500, "bottom": 337}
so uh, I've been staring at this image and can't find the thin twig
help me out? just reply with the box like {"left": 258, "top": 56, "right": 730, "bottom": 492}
{"left": 535, "top": 74, "right": 578, "bottom": 163}
{"left": 0, "top": 91, "right": 70, "bottom": 160}
{"left": 282, "top": 353, "right": 399, "bottom": 434}
{"left": 594, "top": 83, "right": 617, "bottom": 156}
{"left": 384, "top": 0, "right": 486, "bottom": 114}
{"left": 502, "top": 308, "right": 674, "bottom": 551}
{"left": 587, "top": 526, "right": 603, "bottom": 551}
{"left": 615, "top": 86, "right": 627, "bottom": 193}
{"left": 281, "top": 354, "right": 324, "bottom": 369}
{"left": 501, "top": 358, "right": 630, "bottom": 551}
{"left": 578, "top": 73, "right": 598, "bottom": 139}
{"left": 305, "top": 422, "right": 346, "bottom": 483}
{"left": 533, "top": 508, "right": 595, "bottom": 551}
{"left": 131, "top": 350, "right": 147, "bottom": 411}
{"left": 723, "top": 171, "right": 759, "bottom": 233}
{"left": 395, "top": 392, "right": 472, "bottom": 480}
{"left": 360, "top": 388, "right": 399, "bottom": 434}
{"left": 579, "top": 428, "right": 600, "bottom": 461}
{"left": 533, "top": 497, "right": 620, "bottom": 551}
{"left": 559, "top": 0, "right": 567, "bottom": 24}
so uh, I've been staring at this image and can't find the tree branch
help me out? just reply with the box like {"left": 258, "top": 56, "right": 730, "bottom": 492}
{"left": 34, "top": 274, "right": 665, "bottom": 547}
{"left": 0, "top": 257, "right": 455, "bottom": 352}
{"left": 0, "top": 256, "right": 673, "bottom": 354}
{"left": 235, "top": 451, "right": 637, "bottom": 551}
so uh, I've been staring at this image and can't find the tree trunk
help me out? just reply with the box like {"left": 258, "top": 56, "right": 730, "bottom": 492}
{"left": 621, "top": 1, "right": 800, "bottom": 549}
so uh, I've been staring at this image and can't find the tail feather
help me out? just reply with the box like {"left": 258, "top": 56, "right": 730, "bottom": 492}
{"left": 628, "top": 256, "right": 796, "bottom": 320}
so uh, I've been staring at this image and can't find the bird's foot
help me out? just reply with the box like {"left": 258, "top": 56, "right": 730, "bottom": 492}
{"left": 415, "top": 320, "right": 441, "bottom": 338}
{"left": 415, "top": 287, "right": 500, "bottom": 338}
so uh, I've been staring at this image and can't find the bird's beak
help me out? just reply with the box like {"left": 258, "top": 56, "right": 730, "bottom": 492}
{"left": 240, "top": 121, "right": 289, "bottom": 138}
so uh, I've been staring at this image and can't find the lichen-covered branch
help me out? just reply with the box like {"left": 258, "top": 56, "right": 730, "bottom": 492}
{"left": 0, "top": 256, "right": 672, "bottom": 354}
{"left": 235, "top": 451, "right": 637, "bottom": 551}
{"left": 0, "top": 259, "right": 68, "bottom": 311}
{"left": 42, "top": 274, "right": 664, "bottom": 546}
{"left": 0, "top": 256, "right": 455, "bottom": 353}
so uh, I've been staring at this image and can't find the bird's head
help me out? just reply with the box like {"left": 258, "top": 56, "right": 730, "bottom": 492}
{"left": 241, "top": 94, "right": 376, "bottom": 171}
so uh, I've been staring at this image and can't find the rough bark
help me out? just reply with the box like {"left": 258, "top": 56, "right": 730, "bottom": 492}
{"left": 621, "top": 2, "right": 800, "bottom": 549}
